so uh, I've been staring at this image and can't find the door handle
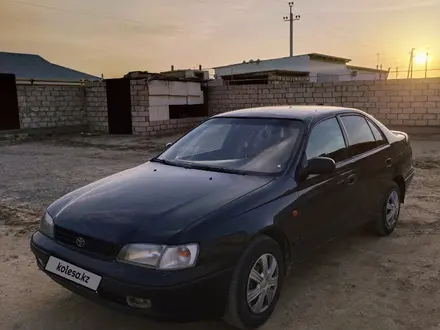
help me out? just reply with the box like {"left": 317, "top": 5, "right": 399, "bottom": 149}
{"left": 386, "top": 158, "right": 392, "bottom": 167}
{"left": 347, "top": 174, "right": 357, "bottom": 185}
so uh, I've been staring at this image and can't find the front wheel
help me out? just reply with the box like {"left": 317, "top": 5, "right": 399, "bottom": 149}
{"left": 369, "top": 182, "right": 401, "bottom": 236}
{"left": 223, "top": 236, "right": 284, "bottom": 330}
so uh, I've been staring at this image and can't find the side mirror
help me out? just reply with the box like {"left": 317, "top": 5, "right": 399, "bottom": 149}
{"left": 165, "top": 142, "right": 173, "bottom": 150}
{"left": 306, "top": 157, "right": 336, "bottom": 175}
{"left": 298, "top": 156, "right": 335, "bottom": 181}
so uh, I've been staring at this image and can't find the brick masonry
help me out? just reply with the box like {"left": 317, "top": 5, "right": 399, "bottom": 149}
{"left": 16, "top": 84, "right": 86, "bottom": 129}
{"left": 129, "top": 79, "right": 206, "bottom": 136}
{"left": 130, "top": 79, "right": 149, "bottom": 134}
{"left": 208, "top": 77, "right": 440, "bottom": 127}
{"left": 14, "top": 77, "right": 439, "bottom": 136}
{"left": 85, "top": 81, "right": 108, "bottom": 132}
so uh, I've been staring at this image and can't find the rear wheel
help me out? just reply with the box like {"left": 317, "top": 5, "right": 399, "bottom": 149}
{"left": 369, "top": 182, "right": 401, "bottom": 236}
{"left": 223, "top": 236, "right": 284, "bottom": 330}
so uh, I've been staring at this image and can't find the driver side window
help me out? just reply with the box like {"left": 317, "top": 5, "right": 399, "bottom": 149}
{"left": 306, "top": 117, "right": 348, "bottom": 163}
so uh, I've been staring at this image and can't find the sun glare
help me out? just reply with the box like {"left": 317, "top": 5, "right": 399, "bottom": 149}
{"left": 415, "top": 52, "right": 429, "bottom": 65}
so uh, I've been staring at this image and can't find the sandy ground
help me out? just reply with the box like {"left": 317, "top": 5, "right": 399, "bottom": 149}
{"left": 1, "top": 134, "right": 440, "bottom": 330}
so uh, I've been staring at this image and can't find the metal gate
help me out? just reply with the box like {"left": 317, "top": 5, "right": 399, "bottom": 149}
{"left": 105, "top": 78, "right": 132, "bottom": 134}
{"left": 0, "top": 74, "right": 20, "bottom": 131}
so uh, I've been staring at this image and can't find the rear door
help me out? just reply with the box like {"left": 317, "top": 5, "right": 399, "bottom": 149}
{"left": 338, "top": 114, "right": 391, "bottom": 224}
{"left": 292, "top": 117, "right": 357, "bottom": 253}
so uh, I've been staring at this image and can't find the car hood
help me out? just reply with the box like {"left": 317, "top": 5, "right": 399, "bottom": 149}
{"left": 48, "top": 162, "right": 272, "bottom": 244}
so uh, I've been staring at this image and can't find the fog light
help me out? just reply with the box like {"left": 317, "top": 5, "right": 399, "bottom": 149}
{"left": 126, "top": 296, "right": 152, "bottom": 309}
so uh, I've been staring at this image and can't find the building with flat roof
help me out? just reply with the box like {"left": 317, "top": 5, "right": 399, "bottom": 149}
{"left": 213, "top": 53, "right": 388, "bottom": 83}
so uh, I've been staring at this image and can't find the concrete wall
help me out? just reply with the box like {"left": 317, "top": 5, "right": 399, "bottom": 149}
{"left": 12, "top": 77, "right": 440, "bottom": 137}
{"left": 208, "top": 77, "right": 440, "bottom": 128}
{"left": 85, "top": 81, "right": 108, "bottom": 132}
{"left": 129, "top": 79, "right": 206, "bottom": 135}
{"left": 16, "top": 84, "right": 86, "bottom": 129}
{"left": 130, "top": 79, "right": 150, "bottom": 134}
{"left": 148, "top": 80, "right": 204, "bottom": 121}
{"left": 11, "top": 80, "right": 204, "bottom": 136}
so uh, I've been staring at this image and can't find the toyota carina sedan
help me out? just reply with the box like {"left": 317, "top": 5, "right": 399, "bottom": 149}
{"left": 31, "top": 106, "right": 414, "bottom": 329}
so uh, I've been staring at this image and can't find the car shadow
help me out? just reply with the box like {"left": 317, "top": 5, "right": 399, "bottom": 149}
{"left": 20, "top": 290, "right": 230, "bottom": 330}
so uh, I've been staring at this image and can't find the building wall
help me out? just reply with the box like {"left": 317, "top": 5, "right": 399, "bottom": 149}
{"left": 208, "top": 77, "right": 440, "bottom": 128}
{"left": 85, "top": 81, "right": 108, "bottom": 132}
{"left": 347, "top": 69, "right": 384, "bottom": 81}
{"left": 308, "top": 60, "right": 384, "bottom": 82}
{"left": 16, "top": 84, "right": 86, "bottom": 129}
{"left": 214, "top": 55, "right": 310, "bottom": 77}
{"left": 130, "top": 79, "right": 149, "bottom": 134}
{"left": 215, "top": 57, "right": 385, "bottom": 82}
{"left": 129, "top": 79, "right": 206, "bottom": 135}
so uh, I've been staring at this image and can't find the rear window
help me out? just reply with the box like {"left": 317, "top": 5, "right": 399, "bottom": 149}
{"left": 340, "top": 115, "right": 377, "bottom": 156}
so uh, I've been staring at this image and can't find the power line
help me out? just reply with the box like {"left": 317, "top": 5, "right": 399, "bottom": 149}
{"left": 8, "top": 0, "right": 150, "bottom": 26}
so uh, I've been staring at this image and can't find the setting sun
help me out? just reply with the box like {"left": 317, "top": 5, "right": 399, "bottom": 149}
{"left": 415, "top": 52, "right": 429, "bottom": 64}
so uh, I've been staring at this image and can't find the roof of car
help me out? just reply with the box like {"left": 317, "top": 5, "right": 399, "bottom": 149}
{"left": 213, "top": 105, "right": 362, "bottom": 122}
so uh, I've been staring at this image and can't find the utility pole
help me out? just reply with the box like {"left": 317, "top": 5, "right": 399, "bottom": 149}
{"left": 283, "top": 2, "right": 300, "bottom": 57}
{"left": 425, "top": 48, "right": 429, "bottom": 78}
{"left": 407, "top": 48, "right": 415, "bottom": 79}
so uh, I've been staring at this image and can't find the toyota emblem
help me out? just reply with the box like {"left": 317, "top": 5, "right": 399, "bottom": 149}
{"left": 75, "top": 237, "right": 85, "bottom": 248}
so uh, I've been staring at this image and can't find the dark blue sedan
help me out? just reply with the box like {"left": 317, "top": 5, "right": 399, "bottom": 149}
{"left": 31, "top": 106, "right": 414, "bottom": 329}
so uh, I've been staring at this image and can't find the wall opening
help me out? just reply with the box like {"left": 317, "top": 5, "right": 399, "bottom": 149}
{"left": 105, "top": 78, "right": 132, "bottom": 134}
{"left": 0, "top": 74, "right": 20, "bottom": 131}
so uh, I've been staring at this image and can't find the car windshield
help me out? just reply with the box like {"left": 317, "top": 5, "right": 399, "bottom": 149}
{"left": 155, "top": 117, "right": 304, "bottom": 175}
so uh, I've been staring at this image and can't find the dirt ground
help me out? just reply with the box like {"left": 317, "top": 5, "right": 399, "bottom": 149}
{"left": 1, "top": 134, "right": 440, "bottom": 330}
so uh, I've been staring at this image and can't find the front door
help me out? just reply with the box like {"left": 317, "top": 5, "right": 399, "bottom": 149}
{"left": 289, "top": 117, "right": 358, "bottom": 255}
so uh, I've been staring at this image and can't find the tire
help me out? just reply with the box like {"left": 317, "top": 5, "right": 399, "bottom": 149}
{"left": 223, "top": 236, "right": 284, "bottom": 330}
{"left": 369, "top": 182, "right": 401, "bottom": 236}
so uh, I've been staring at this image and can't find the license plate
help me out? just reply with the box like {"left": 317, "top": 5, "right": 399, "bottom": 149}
{"left": 45, "top": 256, "right": 102, "bottom": 291}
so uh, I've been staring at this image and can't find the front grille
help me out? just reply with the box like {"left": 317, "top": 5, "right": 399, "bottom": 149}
{"left": 54, "top": 225, "right": 121, "bottom": 259}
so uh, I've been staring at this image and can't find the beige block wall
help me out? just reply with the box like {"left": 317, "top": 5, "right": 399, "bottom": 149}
{"left": 16, "top": 84, "right": 86, "bottom": 129}
{"left": 208, "top": 77, "right": 440, "bottom": 127}
{"left": 130, "top": 79, "right": 150, "bottom": 134}
{"left": 85, "top": 81, "right": 108, "bottom": 132}
{"left": 130, "top": 79, "right": 205, "bottom": 136}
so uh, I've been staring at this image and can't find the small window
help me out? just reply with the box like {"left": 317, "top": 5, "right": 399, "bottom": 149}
{"left": 340, "top": 115, "right": 377, "bottom": 157}
{"left": 366, "top": 119, "right": 387, "bottom": 147}
{"left": 306, "top": 117, "right": 348, "bottom": 163}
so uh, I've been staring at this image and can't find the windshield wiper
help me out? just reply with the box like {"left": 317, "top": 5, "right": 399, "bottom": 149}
{"left": 150, "top": 158, "right": 179, "bottom": 167}
{"left": 180, "top": 163, "right": 249, "bottom": 175}
{"left": 151, "top": 158, "right": 248, "bottom": 175}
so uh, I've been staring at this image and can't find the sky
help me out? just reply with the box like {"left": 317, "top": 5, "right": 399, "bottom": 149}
{"left": 1, "top": 0, "right": 440, "bottom": 78}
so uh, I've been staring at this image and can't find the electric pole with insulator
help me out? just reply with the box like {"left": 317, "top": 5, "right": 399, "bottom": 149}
{"left": 283, "top": 2, "right": 300, "bottom": 57}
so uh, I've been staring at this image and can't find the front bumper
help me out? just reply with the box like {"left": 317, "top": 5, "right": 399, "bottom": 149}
{"left": 30, "top": 232, "right": 233, "bottom": 320}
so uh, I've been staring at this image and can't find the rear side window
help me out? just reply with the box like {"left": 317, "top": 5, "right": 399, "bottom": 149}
{"left": 306, "top": 117, "right": 348, "bottom": 163}
{"left": 366, "top": 119, "right": 387, "bottom": 147}
{"left": 340, "top": 115, "right": 377, "bottom": 157}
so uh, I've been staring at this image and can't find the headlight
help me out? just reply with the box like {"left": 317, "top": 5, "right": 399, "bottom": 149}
{"left": 117, "top": 243, "right": 199, "bottom": 270}
{"left": 39, "top": 211, "right": 54, "bottom": 238}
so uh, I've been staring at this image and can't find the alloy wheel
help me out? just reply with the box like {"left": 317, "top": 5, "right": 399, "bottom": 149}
{"left": 246, "top": 253, "right": 279, "bottom": 314}
{"left": 386, "top": 190, "right": 400, "bottom": 228}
